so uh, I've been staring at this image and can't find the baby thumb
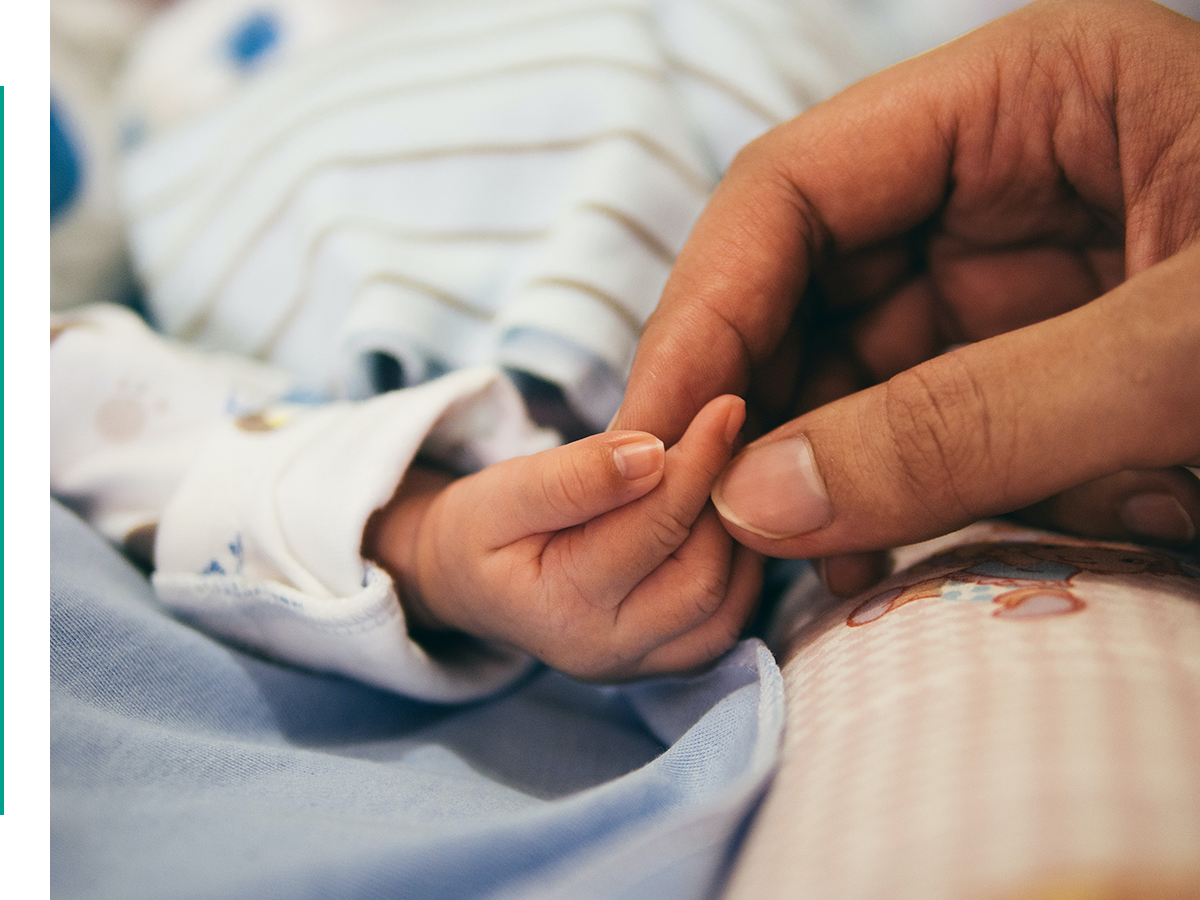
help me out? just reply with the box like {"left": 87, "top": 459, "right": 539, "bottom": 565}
{"left": 476, "top": 430, "right": 666, "bottom": 546}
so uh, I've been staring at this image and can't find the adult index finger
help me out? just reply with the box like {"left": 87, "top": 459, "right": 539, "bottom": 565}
{"left": 611, "top": 9, "right": 982, "bottom": 443}
{"left": 711, "top": 242, "right": 1200, "bottom": 560}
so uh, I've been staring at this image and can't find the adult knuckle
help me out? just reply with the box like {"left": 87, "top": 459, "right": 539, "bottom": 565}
{"left": 682, "top": 623, "right": 742, "bottom": 674}
{"left": 727, "top": 131, "right": 772, "bottom": 173}
{"left": 882, "top": 357, "right": 999, "bottom": 524}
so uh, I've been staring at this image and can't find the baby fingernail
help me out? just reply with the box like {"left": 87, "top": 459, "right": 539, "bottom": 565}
{"left": 613, "top": 436, "right": 664, "bottom": 480}
{"left": 723, "top": 398, "right": 746, "bottom": 446}
{"left": 1120, "top": 492, "right": 1196, "bottom": 544}
{"left": 713, "top": 435, "right": 832, "bottom": 538}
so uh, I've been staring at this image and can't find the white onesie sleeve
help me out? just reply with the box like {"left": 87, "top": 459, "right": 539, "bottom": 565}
{"left": 51, "top": 304, "right": 555, "bottom": 702}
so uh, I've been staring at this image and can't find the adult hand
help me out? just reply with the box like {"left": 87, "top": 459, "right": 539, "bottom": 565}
{"left": 613, "top": 0, "right": 1200, "bottom": 594}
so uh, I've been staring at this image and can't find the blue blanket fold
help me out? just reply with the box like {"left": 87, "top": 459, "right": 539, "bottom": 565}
{"left": 50, "top": 500, "right": 783, "bottom": 900}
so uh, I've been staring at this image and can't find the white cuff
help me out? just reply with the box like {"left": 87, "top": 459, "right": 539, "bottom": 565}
{"left": 154, "top": 366, "right": 556, "bottom": 702}
{"left": 51, "top": 302, "right": 292, "bottom": 546}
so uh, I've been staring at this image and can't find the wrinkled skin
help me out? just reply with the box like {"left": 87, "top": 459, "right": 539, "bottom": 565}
{"left": 613, "top": 0, "right": 1200, "bottom": 594}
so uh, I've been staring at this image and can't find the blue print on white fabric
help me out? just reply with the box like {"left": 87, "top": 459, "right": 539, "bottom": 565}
{"left": 202, "top": 533, "right": 245, "bottom": 576}
{"left": 939, "top": 583, "right": 999, "bottom": 602}
{"left": 226, "top": 11, "right": 281, "bottom": 70}
{"left": 50, "top": 95, "right": 83, "bottom": 222}
{"left": 229, "top": 534, "right": 245, "bottom": 575}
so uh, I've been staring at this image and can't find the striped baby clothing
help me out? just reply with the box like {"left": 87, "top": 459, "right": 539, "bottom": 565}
{"left": 117, "top": 0, "right": 866, "bottom": 428}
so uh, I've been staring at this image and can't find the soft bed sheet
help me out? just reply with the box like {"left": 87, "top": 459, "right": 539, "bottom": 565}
{"left": 50, "top": 500, "right": 784, "bottom": 900}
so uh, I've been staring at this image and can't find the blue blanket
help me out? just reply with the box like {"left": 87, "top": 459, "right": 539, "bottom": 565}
{"left": 50, "top": 501, "right": 784, "bottom": 900}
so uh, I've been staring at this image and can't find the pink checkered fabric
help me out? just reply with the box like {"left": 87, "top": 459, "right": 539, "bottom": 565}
{"left": 727, "top": 524, "right": 1200, "bottom": 900}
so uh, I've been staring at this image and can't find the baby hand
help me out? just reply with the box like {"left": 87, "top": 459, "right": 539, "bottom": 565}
{"left": 365, "top": 396, "right": 761, "bottom": 681}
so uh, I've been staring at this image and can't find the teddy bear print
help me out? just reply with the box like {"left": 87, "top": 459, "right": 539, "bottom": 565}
{"left": 94, "top": 379, "right": 169, "bottom": 442}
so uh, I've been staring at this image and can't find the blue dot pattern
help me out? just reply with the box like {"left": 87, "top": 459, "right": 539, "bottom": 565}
{"left": 940, "top": 583, "right": 999, "bottom": 602}
{"left": 51, "top": 95, "right": 83, "bottom": 222}
{"left": 226, "top": 10, "right": 281, "bottom": 70}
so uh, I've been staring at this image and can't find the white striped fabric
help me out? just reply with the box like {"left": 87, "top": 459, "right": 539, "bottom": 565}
{"left": 119, "top": 0, "right": 866, "bottom": 428}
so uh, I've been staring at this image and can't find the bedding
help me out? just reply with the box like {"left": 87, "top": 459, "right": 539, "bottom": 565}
{"left": 51, "top": 499, "right": 785, "bottom": 900}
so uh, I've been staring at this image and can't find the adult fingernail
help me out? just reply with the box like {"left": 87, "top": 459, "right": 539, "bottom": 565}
{"left": 613, "top": 436, "right": 664, "bottom": 480}
{"left": 1120, "top": 493, "right": 1196, "bottom": 544}
{"left": 713, "top": 436, "right": 832, "bottom": 538}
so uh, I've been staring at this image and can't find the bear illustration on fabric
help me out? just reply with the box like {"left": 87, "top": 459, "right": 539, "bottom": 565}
{"left": 848, "top": 541, "right": 1199, "bottom": 627}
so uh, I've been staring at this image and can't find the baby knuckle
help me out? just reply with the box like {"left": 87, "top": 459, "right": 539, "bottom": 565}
{"left": 563, "top": 649, "right": 631, "bottom": 683}
{"left": 644, "top": 506, "right": 694, "bottom": 554}
{"left": 552, "top": 653, "right": 592, "bottom": 680}
{"left": 673, "top": 626, "right": 740, "bottom": 676}
{"left": 542, "top": 454, "right": 595, "bottom": 519}
{"left": 705, "top": 619, "right": 743, "bottom": 660}
{"left": 686, "top": 566, "right": 728, "bottom": 618}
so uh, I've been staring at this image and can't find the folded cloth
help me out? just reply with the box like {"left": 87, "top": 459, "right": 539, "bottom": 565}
{"left": 52, "top": 303, "right": 558, "bottom": 702}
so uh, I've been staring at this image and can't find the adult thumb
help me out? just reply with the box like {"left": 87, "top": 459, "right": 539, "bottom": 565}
{"left": 710, "top": 244, "right": 1200, "bottom": 560}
